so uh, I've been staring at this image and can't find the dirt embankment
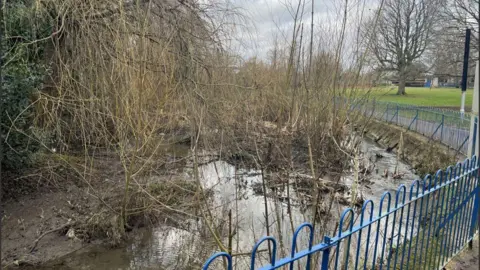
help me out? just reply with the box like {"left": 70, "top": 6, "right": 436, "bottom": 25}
{"left": 360, "top": 120, "right": 462, "bottom": 178}
{"left": 1, "top": 148, "right": 197, "bottom": 269}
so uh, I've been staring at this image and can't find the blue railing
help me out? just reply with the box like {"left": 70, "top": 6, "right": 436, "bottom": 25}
{"left": 203, "top": 158, "right": 480, "bottom": 269}
{"left": 350, "top": 99, "right": 474, "bottom": 154}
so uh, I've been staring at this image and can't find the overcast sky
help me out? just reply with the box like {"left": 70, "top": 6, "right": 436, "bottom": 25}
{"left": 221, "top": 0, "right": 381, "bottom": 61}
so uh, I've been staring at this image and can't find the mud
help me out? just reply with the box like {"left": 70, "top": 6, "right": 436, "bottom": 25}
{"left": 444, "top": 236, "right": 479, "bottom": 270}
{"left": 2, "top": 188, "right": 86, "bottom": 268}
{"left": 1, "top": 145, "right": 192, "bottom": 269}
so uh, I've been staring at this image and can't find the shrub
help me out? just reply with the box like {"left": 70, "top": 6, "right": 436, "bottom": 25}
{"left": 1, "top": 1, "right": 52, "bottom": 171}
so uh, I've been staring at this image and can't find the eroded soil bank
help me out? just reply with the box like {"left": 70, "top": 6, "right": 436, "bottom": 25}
{"left": 1, "top": 144, "right": 196, "bottom": 269}
{"left": 361, "top": 119, "right": 462, "bottom": 177}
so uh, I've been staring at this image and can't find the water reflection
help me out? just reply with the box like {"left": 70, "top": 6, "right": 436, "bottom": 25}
{"left": 29, "top": 139, "right": 419, "bottom": 270}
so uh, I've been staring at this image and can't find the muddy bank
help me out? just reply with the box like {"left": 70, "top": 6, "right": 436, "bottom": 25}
{"left": 361, "top": 119, "right": 461, "bottom": 177}
{"left": 1, "top": 145, "right": 197, "bottom": 269}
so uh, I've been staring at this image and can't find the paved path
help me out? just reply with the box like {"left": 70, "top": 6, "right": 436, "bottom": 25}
{"left": 444, "top": 236, "right": 479, "bottom": 270}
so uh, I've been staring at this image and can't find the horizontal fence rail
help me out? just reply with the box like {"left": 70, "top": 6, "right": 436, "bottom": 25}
{"left": 203, "top": 158, "right": 480, "bottom": 270}
{"left": 348, "top": 98, "right": 475, "bottom": 155}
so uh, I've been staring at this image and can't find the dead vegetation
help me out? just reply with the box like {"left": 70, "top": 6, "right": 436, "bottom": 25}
{"left": 2, "top": 0, "right": 393, "bottom": 267}
{"left": 363, "top": 120, "right": 458, "bottom": 177}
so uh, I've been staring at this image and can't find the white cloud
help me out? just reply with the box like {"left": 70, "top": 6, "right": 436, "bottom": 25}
{"left": 219, "top": 0, "right": 381, "bottom": 61}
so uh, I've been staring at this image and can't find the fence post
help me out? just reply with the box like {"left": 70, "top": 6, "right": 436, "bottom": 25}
{"left": 473, "top": 118, "right": 478, "bottom": 157}
{"left": 321, "top": 236, "right": 331, "bottom": 270}
{"left": 416, "top": 109, "right": 419, "bottom": 131}
{"left": 441, "top": 114, "right": 445, "bottom": 142}
{"left": 396, "top": 104, "right": 399, "bottom": 124}
{"left": 386, "top": 103, "right": 389, "bottom": 122}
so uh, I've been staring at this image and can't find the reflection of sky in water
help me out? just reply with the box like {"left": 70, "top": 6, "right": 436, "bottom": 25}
{"left": 195, "top": 160, "right": 312, "bottom": 267}
{"left": 38, "top": 139, "right": 420, "bottom": 270}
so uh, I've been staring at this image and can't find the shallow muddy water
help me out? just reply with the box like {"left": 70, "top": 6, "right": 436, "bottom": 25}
{"left": 28, "top": 139, "right": 420, "bottom": 270}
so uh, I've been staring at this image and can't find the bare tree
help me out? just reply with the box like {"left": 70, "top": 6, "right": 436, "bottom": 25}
{"left": 426, "top": 0, "right": 478, "bottom": 84}
{"left": 368, "top": 0, "right": 439, "bottom": 95}
{"left": 444, "top": 0, "right": 479, "bottom": 46}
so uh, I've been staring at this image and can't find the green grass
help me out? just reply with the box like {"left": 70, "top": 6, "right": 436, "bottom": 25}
{"left": 364, "top": 87, "right": 473, "bottom": 108}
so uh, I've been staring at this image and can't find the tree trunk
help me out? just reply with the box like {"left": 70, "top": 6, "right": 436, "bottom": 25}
{"left": 397, "top": 74, "right": 406, "bottom": 95}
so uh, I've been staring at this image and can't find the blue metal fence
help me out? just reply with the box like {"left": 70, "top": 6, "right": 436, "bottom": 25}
{"left": 203, "top": 158, "right": 480, "bottom": 269}
{"left": 352, "top": 99, "right": 473, "bottom": 154}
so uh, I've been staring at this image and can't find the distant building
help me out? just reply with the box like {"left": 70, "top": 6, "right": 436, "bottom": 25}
{"left": 389, "top": 75, "right": 473, "bottom": 88}
{"left": 430, "top": 74, "right": 474, "bottom": 88}
{"left": 390, "top": 79, "right": 426, "bottom": 87}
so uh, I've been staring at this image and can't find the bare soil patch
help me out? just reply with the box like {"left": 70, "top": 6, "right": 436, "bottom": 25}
{"left": 1, "top": 149, "right": 194, "bottom": 268}
{"left": 444, "top": 236, "right": 479, "bottom": 270}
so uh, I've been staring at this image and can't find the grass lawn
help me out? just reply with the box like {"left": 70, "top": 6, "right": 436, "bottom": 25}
{"left": 364, "top": 87, "right": 473, "bottom": 108}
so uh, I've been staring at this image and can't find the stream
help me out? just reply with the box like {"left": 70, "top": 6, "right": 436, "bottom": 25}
{"left": 30, "top": 139, "right": 420, "bottom": 269}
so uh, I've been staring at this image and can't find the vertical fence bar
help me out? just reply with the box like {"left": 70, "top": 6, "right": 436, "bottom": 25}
{"left": 441, "top": 114, "right": 445, "bottom": 142}
{"left": 472, "top": 119, "right": 478, "bottom": 158}
{"left": 417, "top": 176, "right": 432, "bottom": 268}
{"left": 363, "top": 201, "right": 375, "bottom": 270}
{"left": 456, "top": 162, "right": 470, "bottom": 251}
{"left": 334, "top": 209, "right": 354, "bottom": 269}
{"left": 399, "top": 182, "right": 417, "bottom": 268}
{"left": 372, "top": 194, "right": 391, "bottom": 270}
{"left": 458, "top": 161, "right": 471, "bottom": 249}
{"left": 388, "top": 186, "right": 406, "bottom": 269}
{"left": 435, "top": 168, "right": 451, "bottom": 269}
{"left": 378, "top": 193, "right": 391, "bottom": 269}
{"left": 386, "top": 103, "right": 389, "bottom": 123}
{"left": 355, "top": 201, "right": 373, "bottom": 270}
{"left": 371, "top": 98, "right": 377, "bottom": 119}
{"left": 408, "top": 110, "right": 418, "bottom": 131}
{"left": 463, "top": 162, "right": 476, "bottom": 249}
{"left": 396, "top": 104, "right": 399, "bottom": 124}
{"left": 463, "top": 162, "right": 478, "bottom": 247}
{"left": 289, "top": 223, "right": 314, "bottom": 270}
{"left": 343, "top": 222, "right": 354, "bottom": 269}
{"left": 468, "top": 172, "right": 480, "bottom": 245}
{"left": 203, "top": 252, "right": 232, "bottom": 270}
{"left": 443, "top": 168, "right": 457, "bottom": 262}
{"left": 445, "top": 164, "right": 462, "bottom": 261}
{"left": 411, "top": 180, "right": 427, "bottom": 270}
{"left": 426, "top": 171, "right": 444, "bottom": 270}
{"left": 392, "top": 195, "right": 407, "bottom": 269}
{"left": 415, "top": 109, "right": 419, "bottom": 132}
{"left": 404, "top": 181, "right": 421, "bottom": 270}
{"left": 321, "top": 237, "right": 331, "bottom": 270}
{"left": 440, "top": 168, "right": 456, "bottom": 267}
{"left": 448, "top": 164, "right": 464, "bottom": 259}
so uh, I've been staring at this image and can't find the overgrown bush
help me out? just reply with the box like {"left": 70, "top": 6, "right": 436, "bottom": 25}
{"left": 1, "top": 1, "right": 52, "bottom": 170}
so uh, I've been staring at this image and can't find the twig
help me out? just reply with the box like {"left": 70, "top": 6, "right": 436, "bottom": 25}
{"left": 30, "top": 221, "right": 74, "bottom": 253}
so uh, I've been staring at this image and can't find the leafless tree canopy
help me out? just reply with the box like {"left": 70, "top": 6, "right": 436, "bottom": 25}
{"left": 368, "top": 0, "right": 440, "bottom": 95}
{"left": 426, "top": 0, "right": 478, "bottom": 81}
{"left": 444, "top": 0, "right": 479, "bottom": 45}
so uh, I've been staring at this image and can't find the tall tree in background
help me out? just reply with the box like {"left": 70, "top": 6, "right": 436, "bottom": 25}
{"left": 444, "top": 0, "right": 479, "bottom": 46}
{"left": 369, "top": 0, "right": 439, "bottom": 95}
{"left": 428, "top": 0, "right": 478, "bottom": 83}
